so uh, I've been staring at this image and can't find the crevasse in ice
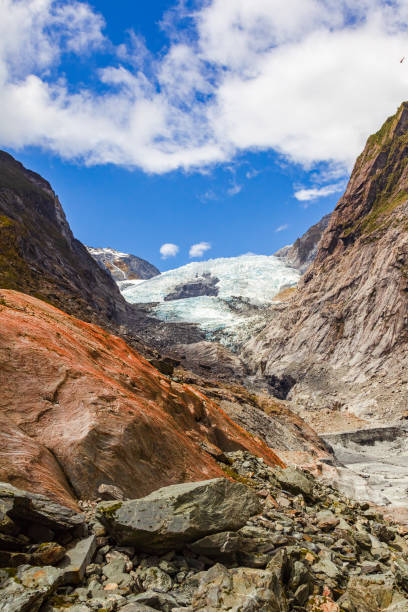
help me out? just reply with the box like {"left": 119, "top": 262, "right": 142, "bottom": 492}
{"left": 120, "top": 254, "right": 300, "bottom": 344}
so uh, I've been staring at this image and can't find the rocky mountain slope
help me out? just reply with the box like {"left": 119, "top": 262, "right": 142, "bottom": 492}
{"left": 0, "top": 150, "right": 214, "bottom": 361}
{"left": 87, "top": 246, "right": 159, "bottom": 283}
{"left": 0, "top": 151, "right": 128, "bottom": 329}
{"left": 0, "top": 289, "right": 288, "bottom": 510}
{"left": 275, "top": 213, "right": 331, "bottom": 273}
{"left": 243, "top": 102, "right": 408, "bottom": 427}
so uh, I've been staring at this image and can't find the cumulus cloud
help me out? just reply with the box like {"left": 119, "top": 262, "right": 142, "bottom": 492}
{"left": 1, "top": 1, "right": 408, "bottom": 174}
{"left": 189, "top": 242, "right": 211, "bottom": 258}
{"left": 160, "top": 243, "right": 179, "bottom": 258}
{"left": 275, "top": 224, "right": 289, "bottom": 232}
{"left": 294, "top": 183, "right": 344, "bottom": 202}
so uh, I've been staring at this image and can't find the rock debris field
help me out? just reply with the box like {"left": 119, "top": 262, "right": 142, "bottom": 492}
{"left": 2, "top": 452, "right": 408, "bottom": 611}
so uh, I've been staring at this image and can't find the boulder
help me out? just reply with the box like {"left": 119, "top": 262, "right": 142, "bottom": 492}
{"left": 97, "top": 478, "right": 261, "bottom": 552}
{"left": 0, "top": 483, "right": 84, "bottom": 533}
{"left": 189, "top": 531, "right": 242, "bottom": 558}
{"left": 272, "top": 467, "right": 315, "bottom": 501}
{"left": 98, "top": 484, "right": 125, "bottom": 501}
{"left": 190, "top": 563, "right": 288, "bottom": 611}
{"left": 0, "top": 565, "right": 63, "bottom": 612}
{"left": 128, "top": 591, "right": 178, "bottom": 612}
{"left": 58, "top": 534, "right": 97, "bottom": 585}
{"left": 338, "top": 574, "right": 395, "bottom": 611}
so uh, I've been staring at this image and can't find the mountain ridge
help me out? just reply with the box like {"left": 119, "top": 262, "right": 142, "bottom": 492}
{"left": 243, "top": 101, "right": 408, "bottom": 428}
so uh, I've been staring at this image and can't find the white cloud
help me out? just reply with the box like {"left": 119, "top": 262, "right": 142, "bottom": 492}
{"left": 294, "top": 183, "right": 344, "bottom": 202}
{"left": 160, "top": 243, "right": 179, "bottom": 258}
{"left": 1, "top": 1, "right": 408, "bottom": 173}
{"left": 189, "top": 242, "right": 211, "bottom": 258}
{"left": 275, "top": 224, "right": 289, "bottom": 232}
{"left": 227, "top": 183, "right": 242, "bottom": 196}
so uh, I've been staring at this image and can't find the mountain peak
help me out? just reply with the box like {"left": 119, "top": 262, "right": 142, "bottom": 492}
{"left": 316, "top": 102, "right": 408, "bottom": 265}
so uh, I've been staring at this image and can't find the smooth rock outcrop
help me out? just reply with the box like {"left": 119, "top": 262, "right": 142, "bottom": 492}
{"left": 0, "top": 290, "right": 283, "bottom": 507}
{"left": 97, "top": 478, "right": 261, "bottom": 552}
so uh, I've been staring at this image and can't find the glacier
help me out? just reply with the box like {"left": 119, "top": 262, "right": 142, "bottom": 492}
{"left": 120, "top": 254, "right": 300, "bottom": 348}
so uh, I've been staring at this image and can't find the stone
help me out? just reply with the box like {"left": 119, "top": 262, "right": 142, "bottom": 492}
{"left": 316, "top": 510, "right": 340, "bottom": 532}
{"left": 339, "top": 574, "right": 395, "bottom": 611}
{"left": 190, "top": 563, "right": 288, "bottom": 611}
{"left": 0, "top": 550, "right": 32, "bottom": 567}
{"left": 360, "top": 560, "right": 382, "bottom": 575}
{"left": 238, "top": 551, "right": 271, "bottom": 568}
{"left": 306, "top": 595, "right": 340, "bottom": 611}
{"left": 394, "top": 557, "right": 408, "bottom": 591}
{"left": 0, "top": 482, "right": 85, "bottom": 533}
{"left": 0, "top": 532, "right": 28, "bottom": 551}
{"left": 294, "top": 583, "right": 310, "bottom": 606}
{"left": 0, "top": 502, "right": 19, "bottom": 536}
{"left": 272, "top": 467, "right": 315, "bottom": 501}
{"left": 32, "top": 542, "right": 66, "bottom": 566}
{"left": 0, "top": 565, "right": 63, "bottom": 612}
{"left": 354, "top": 530, "right": 372, "bottom": 551}
{"left": 120, "top": 605, "right": 159, "bottom": 612}
{"left": 97, "top": 478, "right": 261, "bottom": 552}
{"left": 313, "top": 556, "right": 341, "bottom": 580}
{"left": 98, "top": 483, "right": 125, "bottom": 501}
{"left": 102, "top": 558, "right": 133, "bottom": 593}
{"left": 189, "top": 531, "right": 242, "bottom": 558}
{"left": 58, "top": 534, "right": 97, "bottom": 585}
{"left": 371, "top": 522, "right": 395, "bottom": 543}
{"left": 128, "top": 590, "right": 178, "bottom": 612}
{"left": 138, "top": 566, "right": 172, "bottom": 593}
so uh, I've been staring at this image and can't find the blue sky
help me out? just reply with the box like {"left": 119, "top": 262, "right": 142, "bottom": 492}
{"left": 2, "top": 1, "right": 408, "bottom": 270}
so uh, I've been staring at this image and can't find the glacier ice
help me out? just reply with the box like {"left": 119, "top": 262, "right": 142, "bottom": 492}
{"left": 120, "top": 254, "right": 300, "bottom": 348}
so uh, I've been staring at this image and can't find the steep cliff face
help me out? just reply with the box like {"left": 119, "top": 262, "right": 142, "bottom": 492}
{"left": 0, "top": 289, "right": 285, "bottom": 508}
{"left": 0, "top": 150, "right": 208, "bottom": 359}
{"left": 0, "top": 150, "right": 127, "bottom": 328}
{"left": 244, "top": 102, "right": 408, "bottom": 425}
{"left": 274, "top": 213, "right": 331, "bottom": 273}
{"left": 87, "top": 246, "right": 160, "bottom": 282}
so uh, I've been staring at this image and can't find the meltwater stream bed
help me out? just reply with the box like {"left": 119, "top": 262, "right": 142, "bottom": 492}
{"left": 322, "top": 426, "right": 408, "bottom": 516}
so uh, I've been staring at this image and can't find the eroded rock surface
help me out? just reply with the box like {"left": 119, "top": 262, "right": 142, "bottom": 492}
{"left": 0, "top": 289, "right": 282, "bottom": 508}
{"left": 244, "top": 102, "right": 408, "bottom": 425}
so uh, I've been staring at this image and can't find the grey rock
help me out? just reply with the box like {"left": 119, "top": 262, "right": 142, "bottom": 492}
{"left": 355, "top": 530, "right": 372, "bottom": 551}
{"left": 120, "top": 605, "right": 159, "bottom": 612}
{"left": 189, "top": 531, "right": 242, "bottom": 558}
{"left": 0, "top": 564, "right": 63, "bottom": 612}
{"left": 58, "top": 534, "right": 97, "bottom": 585}
{"left": 102, "top": 558, "right": 132, "bottom": 592}
{"left": 313, "top": 555, "right": 341, "bottom": 580}
{"left": 98, "top": 483, "right": 125, "bottom": 501}
{"left": 272, "top": 467, "right": 315, "bottom": 501}
{"left": 339, "top": 574, "right": 396, "bottom": 611}
{"left": 97, "top": 478, "right": 261, "bottom": 552}
{"left": 190, "top": 563, "right": 288, "bottom": 611}
{"left": 394, "top": 557, "right": 408, "bottom": 591}
{"left": 0, "top": 482, "right": 84, "bottom": 532}
{"left": 128, "top": 590, "right": 178, "bottom": 612}
{"left": 138, "top": 566, "right": 172, "bottom": 593}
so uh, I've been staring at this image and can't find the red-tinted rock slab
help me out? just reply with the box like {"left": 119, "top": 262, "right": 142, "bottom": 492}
{"left": 0, "top": 290, "right": 283, "bottom": 507}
